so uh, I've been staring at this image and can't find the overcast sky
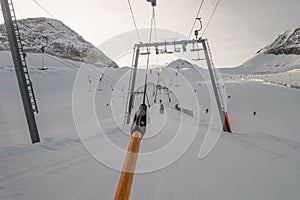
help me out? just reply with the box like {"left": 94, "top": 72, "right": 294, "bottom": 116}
{"left": 1, "top": 0, "right": 300, "bottom": 67}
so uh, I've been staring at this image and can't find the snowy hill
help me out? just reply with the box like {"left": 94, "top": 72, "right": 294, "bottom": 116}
{"left": 221, "top": 28, "right": 300, "bottom": 74}
{"left": 166, "top": 59, "right": 206, "bottom": 73}
{"left": 1, "top": 52, "right": 300, "bottom": 199}
{"left": 0, "top": 17, "right": 117, "bottom": 67}
{"left": 166, "top": 59, "right": 198, "bottom": 70}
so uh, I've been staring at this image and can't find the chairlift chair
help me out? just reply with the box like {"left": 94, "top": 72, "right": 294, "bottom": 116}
{"left": 173, "top": 41, "right": 181, "bottom": 53}
{"left": 160, "top": 49, "right": 166, "bottom": 54}
{"left": 182, "top": 44, "right": 187, "bottom": 52}
{"left": 190, "top": 41, "right": 203, "bottom": 52}
{"left": 191, "top": 40, "right": 204, "bottom": 60}
{"left": 192, "top": 57, "right": 205, "bottom": 61}
{"left": 140, "top": 47, "right": 151, "bottom": 55}
{"left": 155, "top": 46, "right": 160, "bottom": 55}
{"left": 192, "top": 49, "right": 205, "bottom": 61}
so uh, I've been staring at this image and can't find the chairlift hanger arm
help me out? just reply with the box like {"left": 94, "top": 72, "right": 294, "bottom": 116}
{"left": 194, "top": 18, "right": 202, "bottom": 39}
{"left": 137, "top": 38, "right": 202, "bottom": 49}
{"left": 146, "top": 0, "right": 157, "bottom": 7}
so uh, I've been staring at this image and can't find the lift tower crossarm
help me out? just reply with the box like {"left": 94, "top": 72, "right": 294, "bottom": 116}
{"left": 138, "top": 38, "right": 201, "bottom": 48}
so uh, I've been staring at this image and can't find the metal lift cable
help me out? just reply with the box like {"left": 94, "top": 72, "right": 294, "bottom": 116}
{"left": 145, "top": 7, "right": 155, "bottom": 70}
{"left": 142, "top": 74, "right": 148, "bottom": 104}
{"left": 32, "top": 0, "right": 56, "bottom": 18}
{"left": 153, "top": 7, "right": 159, "bottom": 65}
{"left": 187, "top": 0, "right": 205, "bottom": 39}
{"left": 153, "top": 7, "right": 157, "bottom": 43}
{"left": 45, "top": 54, "right": 128, "bottom": 91}
{"left": 143, "top": 6, "right": 156, "bottom": 106}
{"left": 201, "top": 0, "right": 221, "bottom": 37}
{"left": 127, "top": 0, "right": 142, "bottom": 43}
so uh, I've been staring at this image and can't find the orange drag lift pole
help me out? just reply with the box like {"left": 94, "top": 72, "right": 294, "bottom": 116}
{"left": 114, "top": 103, "right": 147, "bottom": 200}
{"left": 114, "top": 131, "right": 142, "bottom": 200}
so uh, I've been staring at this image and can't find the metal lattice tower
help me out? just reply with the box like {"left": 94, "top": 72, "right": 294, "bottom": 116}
{"left": 1, "top": 0, "right": 40, "bottom": 143}
{"left": 124, "top": 38, "right": 232, "bottom": 133}
{"left": 204, "top": 39, "right": 225, "bottom": 111}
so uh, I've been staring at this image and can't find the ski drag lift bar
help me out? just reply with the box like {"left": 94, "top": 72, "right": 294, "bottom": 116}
{"left": 130, "top": 104, "right": 147, "bottom": 137}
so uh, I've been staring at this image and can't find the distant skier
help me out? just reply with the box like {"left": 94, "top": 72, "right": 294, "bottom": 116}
{"left": 206, "top": 108, "right": 209, "bottom": 114}
{"left": 253, "top": 111, "right": 256, "bottom": 116}
{"left": 175, "top": 104, "right": 180, "bottom": 111}
{"left": 159, "top": 99, "right": 164, "bottom": 113}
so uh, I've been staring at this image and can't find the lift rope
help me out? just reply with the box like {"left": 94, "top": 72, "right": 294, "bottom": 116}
{"left": 115, "top": 2, "right": 156, "bottom": 200}
{"left": 127, "top": 0, "right": 142, "bottom": 43}
{"left": 187, "top": 0, "right": 205, "bottom": 39}
{"left": 32, "top": 0, "right": 56, "bottom": 18}
{"left": 45, "top": 54, "right": 128, "bottom": 92}
{"left": 145, "top": 6, "right": 156, "bottom": 70}
{"left": 201, "top": 0, "right": 221, "bottom": 37}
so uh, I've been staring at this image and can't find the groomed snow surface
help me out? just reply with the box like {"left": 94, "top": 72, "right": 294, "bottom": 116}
{"left": 1, "top": 52, "right": 300, "bottom": 200}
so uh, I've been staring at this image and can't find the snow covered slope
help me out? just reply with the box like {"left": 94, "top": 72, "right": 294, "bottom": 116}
{"left": 0, "top": 17, "right": 117, "bottom": 67}
{"left": 166, "top": 59, "right": 200, "bottom": 70}
{"left": 165, "top": 59, "right": 207, "bottom": 83}
{"left": 1, "top": 51, "right": 300, "bottom": 199}
{"left": 221, "top": 28, "right": 300, "bottom": 74}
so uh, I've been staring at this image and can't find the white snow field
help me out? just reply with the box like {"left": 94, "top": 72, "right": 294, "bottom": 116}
{"left": 1, "top": 51, "right": 300, "bottom": 200}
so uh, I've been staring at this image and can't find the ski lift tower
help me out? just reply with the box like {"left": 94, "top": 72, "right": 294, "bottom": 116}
{"left": 124, "top": 36, "right": 232, "bottom": 133}
{"left": 1, "top": 0, "right": 40, "bottom": 143}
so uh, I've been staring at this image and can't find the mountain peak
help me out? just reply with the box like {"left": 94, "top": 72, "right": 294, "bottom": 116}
{"left": 166, "top": 59, "right": 196, "bottom": 69}
{"left": 0, "top": 17, "right": 117, "bottom": 67}
{"left": 258, "top": 28, "right": 300, "bottom": 55}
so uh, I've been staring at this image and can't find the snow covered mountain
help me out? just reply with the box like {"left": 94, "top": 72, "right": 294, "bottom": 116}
{"left": 258, "top": 28, "right": 300, "bottom": 55}
{"left": 166, "top": 59, "right": 207, "bottom": 73}
{"left": 221, "top": 28, "right": 300, "bottom": 74}
{"left": 0, "top": 17, "right": 117, "bottom": 67}
{"left": 165, "top": 59, "right": 208, "bottom": 82}
{"left": 166, "top": 59, "right": 198, "bottom": 70}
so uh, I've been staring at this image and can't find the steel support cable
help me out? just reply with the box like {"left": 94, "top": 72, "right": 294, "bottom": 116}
{"left": 153, "top": 6, "right": 159, "bottom": 65}
{"left": 153, "top": 7, "right": 157, "bottom": 43}
{"left": 145, "top": 7, "right": 155, "bottom": 71}
{"left": 201, "top": 0, "right": 221, "bottom": 37}
{"left": 45, "top": 54, "right": 128, "bottom": 91}
{"left": 187, "top": 0, "right": 205, "bottom": 39}
{"left": 46, "top": 55, "right": 126, "bottom": 91}
{"left": 115, "top": 7, "right": 156, "bottom": 200}
{"left": 32, "top": 0, "right": 56, "bottom": 18}
{"left": 143, "top": 6, "right": 156, "bottom": 105}
{"left": 48, "top": 54, "right": 121, "bottom": 84}
{"left": 127, "top": 0, "right": 142, "bottom": 43}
